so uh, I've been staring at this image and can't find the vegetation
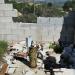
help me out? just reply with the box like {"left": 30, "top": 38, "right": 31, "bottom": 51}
{"left": 5, "top": 0, "right": 66, "bottom": 23}
{"left": 49, "top": 42, "right": 63, "bottom": 54}
{"left": 0, "top": 40, "right": 8, "bottom": 57}
{"left": 13, "top": 14, "right": 37, "bottom": 23}
{"left": 53, "top": 44, "right": 63, "bottom": 54}
{"left": 49, "top": 42, "right": 56, "bottom": 49}
{"left": 63, "top": 0, "right": 75, "bottom": 11}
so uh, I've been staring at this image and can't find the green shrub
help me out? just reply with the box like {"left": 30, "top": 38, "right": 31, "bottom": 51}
{"left": 49, "top": 42, "right": 56, "bottom": 49}
{"left": 0, "top": 41, "right": 8, "bottom": 56}
{"left": 49, "top": 42, "right": 63, "bottom": 54}
{"left": 53, "top": 44, "right": 63, "bottom": 54}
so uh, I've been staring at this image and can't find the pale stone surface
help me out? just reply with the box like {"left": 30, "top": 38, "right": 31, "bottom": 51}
{"left": 0, "top": 0, "right": 63, "bottom": 43}
{"left": 0, "top": 0, "right": 4, "bottom": 3}
{"left": 63, "top": 69, "right": 75, "bottom": 75}
{"left": 37, "top": 17, "right": 50, "bottom": 24}
{"left": 0, "top": 17, "right": 12, "bottom": 22}
{"left": 0, "top": 4, "right": 13, "bottom": 10}
{"left": 0, "top": 19, "right": 63, "bottom": 42}
{"left": 9, "top": 52, "right": 75, "bottom": 75}
{"left": 0, "top": 10, "right": 17, "bottom": 17}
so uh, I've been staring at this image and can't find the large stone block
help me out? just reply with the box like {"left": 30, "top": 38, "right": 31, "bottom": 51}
{"left": 37, "top": 17, "right": 50, "bottom": 24}
{"left": 0, "top": 4, "right": 13, "bottom": 10}
{"left": 5, "top": 9, "right": 17, "bottom": 17}
{"left": 0, "top": 17, "right": 13, "bottom": 22}
{"left": 0, "top": 10, "right": 17, "bottom": 17}
{"left": 0, "top": 10, "right": 4, "bottom": 16}
{"left": 0, "top": 17, "right": 63, "bottom": 42}
{"left": 0, "top": 0, "right": 4, "bottom": 3}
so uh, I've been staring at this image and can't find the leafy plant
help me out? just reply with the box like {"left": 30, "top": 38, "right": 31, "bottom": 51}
{"left": 49, "top": 42, "right": 63, "bottom": 54}
{"left": 49, "top": 42, "right": 56, "bottom": 49}
{"left": 0, "top": 41, "right": 8, "bottom": 56}
{"left": 53, "top": 44, "right": 63, "bottom": 54}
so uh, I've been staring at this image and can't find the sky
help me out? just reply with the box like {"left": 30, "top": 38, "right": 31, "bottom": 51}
{"left": 11, "top": 0, "right": 70, "bottom": 5}
{"left": 34, "top": 0, "right": 69, "bottom": 5}
{"left": 34, "top": 0, "right": 68, "bottom": 2}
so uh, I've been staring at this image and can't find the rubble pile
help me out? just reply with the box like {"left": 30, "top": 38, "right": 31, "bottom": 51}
{"left": 1, "top": 40, "right": 75, "bottom": 75}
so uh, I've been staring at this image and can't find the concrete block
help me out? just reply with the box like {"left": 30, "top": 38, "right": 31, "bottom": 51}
{"left": 4, "top": 10, "right": 17, "bottom": 17}
{"left": 0, "top": 4, "right": 13, "bottom": 10}
{"left": 37, "top": 17, "right": 50, "bottom": 24}
{"left": 0, "top": 10, "right": 4, "bottom": 16}
{"left": 0, "top": 10, "right": 17, "bottom": 17}
{"left": 0, "top": 17, "right": 13, "bottom": 22}
{"left": 0, "top": 0, "right": 4, "bottom": 3}
{"left": 0, "top": 17, "right": 63, "bottom": 42}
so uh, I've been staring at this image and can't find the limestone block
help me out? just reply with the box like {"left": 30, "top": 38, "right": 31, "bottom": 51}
{"left": 0, "top": 10, "right": 4, "bottom": 16}
{"left": 0, "top": 22, "right": 13, "bottom": 29}
{"left": 4, "top": 9, "right": 17, "bottom": 17}
{"left": 0, "top": 17, "right": 63, "bottom": 42}
{"left": 0, "top": 0, "right": 4, "bottom": 3}
{"left": 0, "top": 10, "right": 17, "bottom": 17}
{"left": 0, "top": 4, "right": 13, "bottom": 10}
{"left": 0, "top": 17, "right": 13, "bottom": 22}
{"left": 37, "top": 17, "right": 50, "bottom": 24}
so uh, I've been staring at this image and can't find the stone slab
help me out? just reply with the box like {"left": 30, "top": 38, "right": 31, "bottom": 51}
{"left": 0, "top": 4, "right": 13, "bottom": 10}
{"left": 0, "top": 10, "right": 17, "bottom": 17}
{"left": 0, "top": 0, "right": 4, "bottom": 3}
{"left": 0, "top": 17, "right": 13, "bottom": 22}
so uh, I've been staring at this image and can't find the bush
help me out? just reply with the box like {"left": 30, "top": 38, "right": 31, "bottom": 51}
{"left": 0, "top": 41, "right": 8, "bottom": 56}
{"left": 13, "top": 14, "right": 37, "bottom": 23}
{"left": 49, "top": 42, "right": 63, "bottom": 54}
{"left": 49, "top": 42, "right": 56, "bottom": 49}
{"left": 53, "top": 44, "right": 63, "bottom": 54}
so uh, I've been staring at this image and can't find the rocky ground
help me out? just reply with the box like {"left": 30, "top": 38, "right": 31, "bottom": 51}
{"left": 1, "top": 46, "right": 75, "bottom": 75}
{"left": 12, "top": 52, "right": 75, "bottom": 75}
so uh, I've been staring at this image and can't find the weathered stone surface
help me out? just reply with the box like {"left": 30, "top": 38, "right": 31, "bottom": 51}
{"left": 0, "top": 19, "right": 63, "bottom": 42}
{"left": 0, "top": 0, "right": 4, "bottom": 3}
{"left": 0, "top": 17, "right": 13, "bottom": 22}
{"left": 0, "top": 10, "right": 17, "bottom": 17}
{"left": 0, "top": 4, "right": 13, "bottom": 10}
{"left": 0, "top": 0, "right": 63, "bottom": 43}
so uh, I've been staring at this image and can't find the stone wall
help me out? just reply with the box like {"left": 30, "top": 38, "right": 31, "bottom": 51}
{"left": 0, "top": 0, "right": 17, "bottom": 23}
{"left": 0, "top": 0, "right": 63, "bottom": 43}
{"left": 0, "top": 19, "right": 63, "bottom": 43}
{"left": 0, "top": 0, "right": 4, "bottom": 3}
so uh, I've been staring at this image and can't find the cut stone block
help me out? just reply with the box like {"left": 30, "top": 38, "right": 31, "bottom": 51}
{"left": 0, "top": 0, "right": 4, "bottom": 3}
{"left": 0, "top": 17, "right": 13, "bottom": 22}
{"left": 0, "top": 4, "right": 13, "bottom": 10}
{"left": 0, "top": 10, "right": 17, "bottom": 17}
